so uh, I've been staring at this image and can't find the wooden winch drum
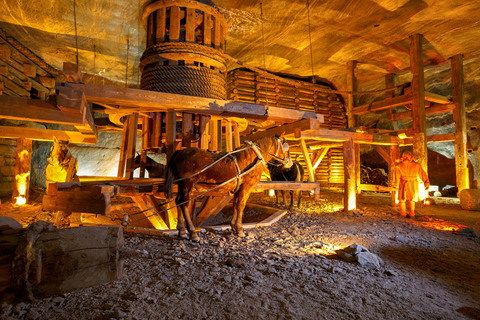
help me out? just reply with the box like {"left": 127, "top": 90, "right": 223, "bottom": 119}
{"left": 140, "top": 0, "right": 229, "bottom": 100}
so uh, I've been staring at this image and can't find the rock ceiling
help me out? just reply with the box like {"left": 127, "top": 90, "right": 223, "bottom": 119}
{"left": 1, "top": 0, "right": 480, "bottom": 90}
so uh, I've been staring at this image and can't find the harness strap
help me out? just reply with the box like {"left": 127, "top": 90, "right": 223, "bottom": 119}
{"left": 244, "top": 140, "right": 266, "bottom": 168}
{"left": 228, "top": 154, "right": 242, "bottom": 193}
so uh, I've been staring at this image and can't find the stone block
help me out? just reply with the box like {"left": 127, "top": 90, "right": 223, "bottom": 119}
{"left": 459, "top": 189, "right": 480, "bottom": 211}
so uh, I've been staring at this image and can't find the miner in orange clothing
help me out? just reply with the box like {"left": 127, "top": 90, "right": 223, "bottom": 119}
{"left": 396, "top": 152, "right": 430, "bottom": 218}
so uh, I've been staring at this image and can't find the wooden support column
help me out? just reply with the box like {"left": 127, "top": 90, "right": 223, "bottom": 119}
{"left": 169, "top": 6, "right": 180, "bottom": 41}
{"left": 182, "top": 113, "right": 193, "bottom": 148}
{"left": 346, "top": 60, "right": 357, "bottom": 128}
{"left": 12, "top": 138, "right": 32, "bottom": 205}
{"left": 117, "top": 119, "right": 129, "bottom": 178}
{"left": 152, "top": 112, "right": 163, "bottom": 149}
{"left": 300, "top": 139, "right": 315, "bottom": 182}
{"left": 389, "top": 145, "right": 399, "bottom": 207}
{"left": 410, "top": 34, "right": 428, "bottom": 172}
{"left": 312, "top": 147, "right": 329, "bottom": 170}
{"left": 225, "top": 119, "right": 233, "bottom": 152}
{"left": 125, "top": 113, "right": 138, "bottom": 180}
{"left": 233, "top": 122, "right": 241, "bottom": 148}
{"left": 156, "top": 7, "right": 166, "bottom": 43}
{"left": 166, "top": 111, "right": 176, "bottom": 161}
{"left": 209, "top": 119, "right": 221, "bottom": 151}
{"left": 355, "top": 144, "right": 360, "bottom": 195}
{"left": 185, "top": 8, "right": 195, "bottom": 43}
{"left": 199, "top": 115, "right": 210, "bottom": 149}
{"left": 344, "top": 138, "right": 356, "bottom": 211}
{"left": 451, "top": 54, "right": 469, "bottom": 194}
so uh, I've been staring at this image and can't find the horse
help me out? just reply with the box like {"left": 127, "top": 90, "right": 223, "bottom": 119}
{"left": 165, "top": 134, "right": 288, "bottom": 241}
{"left": 134, "top": 154, "right": 165, "bottom": 178}
{"left": 267, "top": 159, "right": 305, "bottom": 208}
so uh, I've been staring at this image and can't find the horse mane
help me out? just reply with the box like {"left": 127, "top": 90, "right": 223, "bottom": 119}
{"left": 235, "top": 136, "right": 275, "bottom": 161}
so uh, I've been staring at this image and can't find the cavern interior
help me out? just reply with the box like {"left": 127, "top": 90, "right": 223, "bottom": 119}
{"left": 1, "top": 0, "right": 480, "bottom": 319}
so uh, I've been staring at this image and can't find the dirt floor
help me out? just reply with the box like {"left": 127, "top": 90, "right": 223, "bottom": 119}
{"left": 1, "top": 189, "right": 480, "bottom": 320}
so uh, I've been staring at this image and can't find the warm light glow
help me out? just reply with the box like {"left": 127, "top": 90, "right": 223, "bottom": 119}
{"left": 15, "top": 196, "right": 26, "bottom": 206}
{"left": 414, "top": 219, "right": 468, "bottom": 232}
{"left": 269, "top": 189, "right": 275, "bottom": 197}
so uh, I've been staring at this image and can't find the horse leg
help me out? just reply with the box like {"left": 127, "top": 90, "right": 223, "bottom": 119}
{"left": 274, "top": 190, "right": 279, "bottom": 205}
{"left": 183, "top": 196, "right": 200, "bottom": 242}
{"left": 281, "top": 190, "right": 287, "bottom": 206}
{"left": 296, "top": 190, "right": 301, "bottom": 207}
{"left": 176, "top": 192, "right": 189, "bottom": 239}
{"left": 232, "top": 188, "right": 251, "bottom": 238}
{"left": 289, "top": 190, "right": 294, "bottom": 208}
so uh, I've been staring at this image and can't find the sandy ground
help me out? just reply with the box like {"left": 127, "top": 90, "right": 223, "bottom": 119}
{"left": 1, "top": 189, "right": 480, "bottom": 320}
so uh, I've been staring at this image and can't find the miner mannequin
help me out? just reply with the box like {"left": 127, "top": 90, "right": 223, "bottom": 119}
{"left": 395, "top": 152, "right": 430, "bottom": 218}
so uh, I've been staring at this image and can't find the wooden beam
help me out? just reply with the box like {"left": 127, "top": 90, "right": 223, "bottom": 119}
{"left": 308, "top": 142, "right": 343, "bottom": 149}
{"left": 0, "top": 126, "right": 96, "bottom": 144}
{"left": 391, "top": 103, "right": 455, "bottom": 121}
{"left": 385, "top": 73, "right": 395, "bottom": 120}
{"left": 372, "top": 145, "right": 390, "bottom": 165}
{"left": 425, "top": 91, "right": 451, "bottom": 104}
{"left": 352, "top": 94, "right": 413, "bottom": 115}
{"left": 181, "top": 113, "right": 193, "bottom": 148}
{"left": 169, "top": 6, "right": 180, "bottom": 41}
{"left": 225, "top": 119, "right": 233, "bottom": 152}
{"left": 410, "top": 34, "right": 428, "bottom": 172}
{"left": 185, "top": 8, "right": 195, "bottom": 43}
{"left": 156, "top": 7, "right": 166, "bottom": 43}
{"left": 166, "top": 111, "right": 176, "bottom": 160}
{"left": 233, "top": 121, "right": 241, "bottom": 148}
{"left": 346, "top": 60, "right": 357, "bottom": 128}
{"left": 125, "top": 113, "right": 138, "bottom": 180}
{"left": 63, "top": 62, "right": 84, "bottom": 83}
{"left": 427, "top": 132, "right": 455, "bottom": 143}
{"left": 242, "top": 119, "right": 322, "bottom": 142}
{"left": 117, "top": 120, "right": 129, "bottom": 178}
{"left": 300, "top": 138, "right": 315, "bottom": 182}
{"left": 199, "top": 115, "right": 210, "bottom": 149}
{"left": 253, "top": 181, "right": 320, "bottom": 191}
{"left": 312, "top": 147, "right": 329, "bottom": 170}
{"left": 131, "top": 195, "right": 169, "bottom": 230}
{"left": 451, "top": 54, "right": 469, "bottom": 194}
{"left": 0, "top": 95, "right": 83, "bottom": 125}
{"left": 343, "top": 138, "right": 356, "bottom": 211}
{"left": 298, "top": 128, "right": 401, "bottom": 146}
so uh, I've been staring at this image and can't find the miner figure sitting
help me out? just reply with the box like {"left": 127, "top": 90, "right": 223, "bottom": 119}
{"left": 395, "top": 152, "right": 430, "bottom": 218}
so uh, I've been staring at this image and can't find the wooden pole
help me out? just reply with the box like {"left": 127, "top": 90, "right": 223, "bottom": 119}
{"left": 300, "top": 138, "right": 315, "bottom": 182}
{"left": 409, "top": 34, "right": 428, "bottom": 172}
{"left": 181, "top": 113, "right": 193, "bottom": 148}
{"left": 451, "top": 54, "right": 469, "bottom": 194}
{"left": 125, "top": 113, "right": 138, "bottom": 179}
{"left": 346, "top": 60, "right": 357, "bottom": 128}
{"left": 166, "top": 111, "right": 176, "bottom": 161}
{"left": 343, "top": 138, "right": 356, "bottom": 211}
{"left": 233, "top": 122, "right": 241, "bottom": 148}
{"left": 12, "top": 138, "right": 32, "bottom": 205}
{"left": 389, "top": 144, "right": 399, "bottom": 206}
{"left": 117, "top": 119, "right": 129, "bottom": 178}
{"left": 225, "top": 119, "right": 233, "bottom": 152}
{"left": 199, "top": 115, "right": 210, "bottom": 149}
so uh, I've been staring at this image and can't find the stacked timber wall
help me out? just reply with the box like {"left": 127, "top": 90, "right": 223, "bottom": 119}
{"left": 227, "top": 69, "right": 347, "bottom": 185}
{"left": 0, "top": 138, "right": 16, "bottom": 196}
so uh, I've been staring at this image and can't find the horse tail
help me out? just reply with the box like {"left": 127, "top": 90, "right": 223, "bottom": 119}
{"left": 165, "top": 151, "right": 180, "bottom": 199}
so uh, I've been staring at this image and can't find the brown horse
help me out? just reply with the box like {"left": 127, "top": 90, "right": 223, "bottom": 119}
{"left": 165, "top": 135, "right": 287, "bottom": 241}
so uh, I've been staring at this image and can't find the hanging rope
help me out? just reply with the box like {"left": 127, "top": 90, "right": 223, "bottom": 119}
{"left": 126, "top": 39, "right": 130, "bottom": 88}
{"left": 260, "top": 3, "right": 269, "bottom": 111}
{"left": 137, "top": 0, "right": 141, "bottom": 88}
{"left": 73, "top": 0, "right": 79, "bottom": 65}
{"left": 306, "top": 0, "right": 318, "bottom": 112}
{"left": 93, "top": 44, "right": 96, "bottom": 84}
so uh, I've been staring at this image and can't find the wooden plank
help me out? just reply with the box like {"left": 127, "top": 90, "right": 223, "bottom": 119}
{"left": 308, "top": 142, "right": 343, "bottom": 149}
{"left": 253, "top": 181, "right": 320, "bottom": 191}
{"left": 42, "top": 192, "right": 110, "bottom": 215}
{"left": 203, "top": 13, "right": 212, "bottom": 46}
{"left": 343, "top": 138, "right": 356, "bottom": 211}
{"left": 181, "top": 113, "right": 193, "bottom": 148}
{"left": 63, "top": 62, "right": 83, "bottom": 83}
{"left": 242, "top": 118, "right": 321, "bottom": 142}
{"left": 117, "top": 118, "right": 129, "bottom": 178}
{"left": 346, "top": 60, "right": 357, "bottom": 127}
{"left": 425, "top": 91, "right": 451, "bottom": 104}
{"left": 0, "top": 95, "right": 83, "bottom": 125}
{"left": 357, "top": 184, "right": 396, "bottom": 192}
{"left": 199, "top": 115, "right": 210, "bottom": 149}
{"left": 125, "top": 113, "right": 138, "bottom": 179}
{"left": 233, "top": 122, "right": 241, "bottom": 148}
{"left": 352, "top": 94, "right": 413, "bottom": 115}
{"left": 372, "top": 145, "right": 390, "bottom": 165}
{"left": 427, "top": 132, "right": 456, "bottom": 143}
{"left": 185, "top": 8, "right": 196, "bottom": 43}
{"left": 391, "top": 103, "right": 455, "bottom": 121}
{"left": 131, "top": 195, "right": 169, "bottom": 230}
{"left": 169, "top": 6, "right": 180, "bottom": 42}
{"left": 0, "top": 73, "right": 30, "bottom": 96}
{"left": 57, "top": 86, "right": 87, "bottom": 114}
{"left": 0, "top": 126, "right": 96, "bottom": 144}
{"left": 300, "top": 138, "right": 315, "bottom": 182}
{"left": 212, "top": 15, "right": 221, "bottom": 48}
{"left": 451, "top": 54, "right": 469, "bottom": 194}
{"left": 23, "top": 63, "right": 35, "bottom": 77}
{"left": 194, "top": 195, "right": 233, "bottom": 227}
{"left": 156, "top": 7, "right": 166, "bottom": 43}
{"left": 152, "top": 112, "right": 162, "bottom": 148}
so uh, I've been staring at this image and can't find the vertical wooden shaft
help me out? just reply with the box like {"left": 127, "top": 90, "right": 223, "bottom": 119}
{"left": 139, "top": 150, "right": 147, "bottom": 178}
{"left": 185, "top": 8, "right": 195, "bottom": 43}
{"left": 117, "top": 120, "right": 129, "bottom": 178}
{"left": 182, "top": 113, "right": 193, "bottom": 148}
{"left": 199, "top": 115, "right": 210, "bottom": 149}
{"left": 152, "top": 112, "right": 163, "bottom": 149}
{"left": 147, "top": 13, "right": 156, "bottom": 48}
{"left": 451, "top": 54, "right": 469, "bottom": 194}
{"left": 125, "top": 113, "right": 138, "bottom": 180}
{"left": 225, "top": 119, "right": 233, "bottom": 152}
{"left": 233, "top": 122, "right": 241, "bottom": 148}
{"left": 169, "top": 6, "right": 180, "bottom": 41}
{"left": 346, "top": 60, "right": 357, "bottom": 128}
{"left": 389, "top": 145, "right": 399, "bottom": 206}
{"left": 203, "top": 13, "right": 212, "bottom": 46}
{"left": 300, "top": 139, "right": 315, "bottom": 182}
{"left": 343, "top": 138, "right": 356, "bottom": 211}
{"left": 355, "top": 144, "right": 360, "bottom": 194}
{"left": 410, "top": 34, "right": 427, "bottom": 172}
{"left": 156, "top": 7, "right": 166, "bottom": 44}
{"left": 166, "top": 111, "right": 176, "bottom": 161}
{"left": 12, "top": 138, "right": 32, "bottom": 204}
{"left": 209, "top": 119, "right": 220, "bottom": 151}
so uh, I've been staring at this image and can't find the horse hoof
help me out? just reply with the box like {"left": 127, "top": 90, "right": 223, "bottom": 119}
{"left": 190, "top": 233, "right": 200, "bottom": 242}
{"left": 178, "top": 232, "right": 189, "bottom": 240}
{"left": 237, "top": 230, "right": 246, "bottom": 238}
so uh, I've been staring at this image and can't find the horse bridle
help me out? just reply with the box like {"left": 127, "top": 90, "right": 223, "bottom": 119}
{"left": 244, "top": 137, "right": 291, "bottom": 167}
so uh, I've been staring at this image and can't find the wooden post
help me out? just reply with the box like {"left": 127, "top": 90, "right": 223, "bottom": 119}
{"left": 233, "top": 122, "right": 241, "bottom": 148}
{"left": 156, "top": 7, "right": 166, "bottom": 44}
{"left": 355, "top": 143, "right": 360, "bottom": 194}
{"left": 185, "top": 8, "right": 195, "bottom": 43}
{"left": 169, "top": 6, "right": 180, "bottom": 41}
{"left": 346, "top": 60, "right": 357, "bottom": 128}
{"left": 451, "top": 54, "right": 469, "bottom": 194}
{"left": 389, "top": 145, "right": 399, "bottom": 206}
{"left": 300, "top": 138, "right": 315, "bottom": 182}
{"left": 199, "top": 115, "right": 210, "bottom": 149}
{"left": 125, "top": 113, "right": 138, "bottom": 179}
{"left": 166, "top": 111, "right": 176, "bottom": 161}
{"left": 117, "top": 120, "right": 129, "bottom": 178}
{"left": 410, "top": 34, "right": 428, "bottom": 172}
{"left": 182, "top": 113, "right": 193, "bottom": 148}
{"left": 225, "top": 119, "right": 233, "bottom": 152}
{"left": 203, "top": 13, "right": 212, "bottom": 46}
{"left": 152, "top": 112, "right": 163, "bottom": 149}
{"left": 12, "top": 138, "right": 32, "bottom": 205}
{"left": 209, "top": 119, "right": 220, "bottom": 151}
{"left": 343, "top": 138, "right": 356, "bottom": 211}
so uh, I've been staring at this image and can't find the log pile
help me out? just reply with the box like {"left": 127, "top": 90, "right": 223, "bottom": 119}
{"left": 0, "top": 221, "right": 124, "bottom": 304}
{"left": 360, "top": 166, "right": 388, "bottom": 186}
{"left": 315, "top": 148, "right": 345, "bottom": 184}
{"left": 226, "top": 69, "right": 347, "bottom": 129}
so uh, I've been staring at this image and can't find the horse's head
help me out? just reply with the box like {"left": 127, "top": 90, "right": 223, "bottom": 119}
{"left": 273, "top": 133, "right": 292, "bottom": 168}
{"left": 50, "top": 137, "right": 70, "bottom": 166}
